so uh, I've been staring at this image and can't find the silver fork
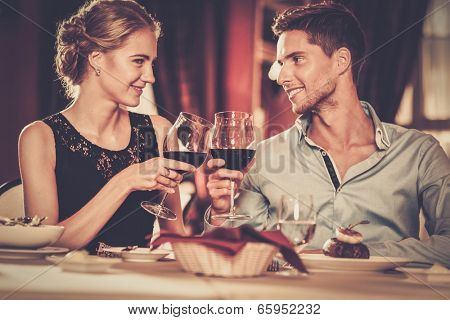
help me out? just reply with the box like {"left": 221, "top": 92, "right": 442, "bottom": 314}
{"left": 267, "top": 258, "right": 282, "bottom": 272}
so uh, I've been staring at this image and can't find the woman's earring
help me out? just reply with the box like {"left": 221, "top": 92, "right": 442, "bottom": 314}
{"left": 95, "top": 68, "right": 101, "bottom": 76}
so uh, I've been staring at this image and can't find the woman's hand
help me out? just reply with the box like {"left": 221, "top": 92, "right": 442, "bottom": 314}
{"left": 116, "top": 157, "right": 195, "bottom": 194}
{"left": 205, "top": 159, "right": 244, "bottom": 215}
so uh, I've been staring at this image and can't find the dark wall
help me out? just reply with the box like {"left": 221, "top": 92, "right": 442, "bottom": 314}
{"left": 0, "top": 0, "right": 40, "bottom": 183}
{"left": 0, "top": 0, "right": 86, "bottom": 183}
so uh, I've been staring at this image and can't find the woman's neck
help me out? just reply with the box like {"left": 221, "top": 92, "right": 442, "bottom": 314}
{"left": 63, "top": 84, "right": 125, "bottom": 136}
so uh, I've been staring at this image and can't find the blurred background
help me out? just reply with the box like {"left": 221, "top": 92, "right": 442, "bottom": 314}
{"left": 1, "top": 0, "right": 449, "bottom": 225}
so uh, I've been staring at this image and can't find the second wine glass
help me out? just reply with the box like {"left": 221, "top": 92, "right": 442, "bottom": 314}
{"left": 210, "top": 111, "right": 256, "bottom": 221}
{"left": 141, "top": 112, "right": 213, "bottom": 220}
{"left": 277, "top": 194, "right": 316, "bottom": 253}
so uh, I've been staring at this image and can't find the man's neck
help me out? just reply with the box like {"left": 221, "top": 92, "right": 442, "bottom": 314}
{"left": 308, "top": 89, "right": 375, "bottom": 151}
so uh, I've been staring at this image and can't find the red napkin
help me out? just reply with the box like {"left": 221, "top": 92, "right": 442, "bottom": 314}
{"left": 152, "top": 224, "right": 307, "bottom": 273}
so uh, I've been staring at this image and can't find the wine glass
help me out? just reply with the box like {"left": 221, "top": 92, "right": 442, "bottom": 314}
{"left": 277, "top": 194, "right": 316, "bottom": 253}
{"left": 210, "top": 111, "right": 256, "bottom": 221}
{"left": 141, "top": 112, "right": 213, "bottom": 220}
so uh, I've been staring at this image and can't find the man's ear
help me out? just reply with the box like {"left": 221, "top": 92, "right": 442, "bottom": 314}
{"left": 335, "top": 47, "right": 351, "bottom": 75}
{"left": 88, "top": 50, "right": 103, "bottom": 74}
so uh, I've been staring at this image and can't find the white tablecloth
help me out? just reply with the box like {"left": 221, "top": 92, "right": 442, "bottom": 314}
{"left": 1, "top": 259, "right": 449, "bottom": 299}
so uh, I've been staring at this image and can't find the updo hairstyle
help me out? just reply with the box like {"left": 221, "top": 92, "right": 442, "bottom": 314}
{"left": 55, "top": 0, "right": 161, "bottom": 98}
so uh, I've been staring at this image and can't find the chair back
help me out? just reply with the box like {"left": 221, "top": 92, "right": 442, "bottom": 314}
{"left": 0, "top": 179, "right": 24, "bottom": 218}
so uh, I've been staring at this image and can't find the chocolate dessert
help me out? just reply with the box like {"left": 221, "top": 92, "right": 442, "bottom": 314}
{"left": 323, "top": 220, "right": 370, "bottom": 259}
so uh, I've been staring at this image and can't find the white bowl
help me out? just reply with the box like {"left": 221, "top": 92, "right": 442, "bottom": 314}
{"left": 0, "top": 225, "right": 65, "bottom": 249}
{"left": 172, "top": 242, "right": 278, "bottom": 277}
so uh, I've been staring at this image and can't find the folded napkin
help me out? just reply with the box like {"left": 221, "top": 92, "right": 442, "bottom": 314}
{"left": 152, "top": 224, "right": 307, "bottom": 273}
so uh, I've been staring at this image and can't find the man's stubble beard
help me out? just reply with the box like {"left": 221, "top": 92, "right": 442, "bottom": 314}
{"left": 292, "top": 78, "right": 337, "bottom": 116}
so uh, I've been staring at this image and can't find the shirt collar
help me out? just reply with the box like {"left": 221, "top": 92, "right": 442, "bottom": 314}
{"left": 294, "top": 101, "right": 391, "bottom": 150}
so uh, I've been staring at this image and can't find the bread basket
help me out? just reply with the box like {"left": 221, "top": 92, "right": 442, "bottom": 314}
{"left": 172, "top": 242, "right": 278, "bottom": 277}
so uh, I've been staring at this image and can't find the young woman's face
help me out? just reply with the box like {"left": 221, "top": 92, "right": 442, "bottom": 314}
{"left": 96, "top": 27, "right": 157, "bottom": 107}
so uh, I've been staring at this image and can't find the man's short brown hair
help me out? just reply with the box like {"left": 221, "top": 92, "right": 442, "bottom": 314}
{"left": 272, "top": 2, "right": 366, "bottom": 84}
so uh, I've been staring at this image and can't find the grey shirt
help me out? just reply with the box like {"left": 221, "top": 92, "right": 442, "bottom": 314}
{"left": 205, "top": 102, "right": 450, "bottom": 267}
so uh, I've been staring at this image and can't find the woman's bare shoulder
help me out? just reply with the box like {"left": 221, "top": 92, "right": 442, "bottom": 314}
{"left": 19, "top": 121, "right": 54, "bottom": 146}
{"left": 19, "top": 121, "right": 55, "bottom": 164}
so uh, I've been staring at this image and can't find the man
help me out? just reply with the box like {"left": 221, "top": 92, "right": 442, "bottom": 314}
{"left": 205, "top": 3, "right": 450, "bottom": 266}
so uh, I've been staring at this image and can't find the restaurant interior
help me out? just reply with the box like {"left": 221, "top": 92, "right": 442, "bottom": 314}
{"left": 0, "top": 0, "right": 448, "bottom": 301}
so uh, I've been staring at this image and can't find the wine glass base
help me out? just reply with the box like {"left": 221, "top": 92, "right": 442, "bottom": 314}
{"left": 211, "top": 213, "right": 251, "bottom": 221}
{"left": 141, "top": 201, "right": 177, "bottom": 220}
{"left": 293, "top": 243, "right": 309, "bottom": 254}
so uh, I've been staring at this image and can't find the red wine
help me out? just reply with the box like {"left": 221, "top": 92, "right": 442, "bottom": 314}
{"left": 163, "top": 151, "right": 207, "bottom": 174}
{"left": 210, "top": 149, "right": 256, "bottom": 171}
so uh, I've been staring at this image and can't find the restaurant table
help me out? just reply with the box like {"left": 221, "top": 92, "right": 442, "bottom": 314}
{"left": 1, "top": 259, "right": 449, "bottom": 299}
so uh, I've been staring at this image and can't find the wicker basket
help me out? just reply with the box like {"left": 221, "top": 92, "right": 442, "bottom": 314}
{"left": 172, "top": 242, "right": 278, "bottom": 277}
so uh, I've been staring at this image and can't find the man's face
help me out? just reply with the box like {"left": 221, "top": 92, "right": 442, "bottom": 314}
{"left": 276, "top": 30, "right": 337, "bottom": 115}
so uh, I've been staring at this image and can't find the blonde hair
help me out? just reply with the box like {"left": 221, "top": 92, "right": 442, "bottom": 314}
{"left": 55, "top": 0, "right": 161, "bottom": 98}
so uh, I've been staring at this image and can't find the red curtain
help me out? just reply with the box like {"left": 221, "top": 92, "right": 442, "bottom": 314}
{"left": 149, "top": 0, "right": 256, "bottom": 121}
{"left": 148, "top": 0, "right": 257, "bottom": 233}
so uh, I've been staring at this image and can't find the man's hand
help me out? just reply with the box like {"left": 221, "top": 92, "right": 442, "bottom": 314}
{"left": 205, "top": 157, "right": 255, "bottom": 217}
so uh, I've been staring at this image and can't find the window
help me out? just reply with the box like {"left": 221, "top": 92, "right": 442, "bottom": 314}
{"left": 396, "top": 0, "right": 450, "bottom": 155}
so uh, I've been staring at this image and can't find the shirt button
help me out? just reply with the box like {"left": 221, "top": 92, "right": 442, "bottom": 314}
{"left": 321, "top": 150, "right": 327, "bottom": 156}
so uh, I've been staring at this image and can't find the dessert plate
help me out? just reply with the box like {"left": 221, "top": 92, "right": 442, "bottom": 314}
{"left": 103, "top": 247, "right": 171, "bottom": 262}
{"left": 0, "top": 247, "right": 69, "bottom": 260}
{"left": 299, "top": 254, "right": 411, "bottom": 272}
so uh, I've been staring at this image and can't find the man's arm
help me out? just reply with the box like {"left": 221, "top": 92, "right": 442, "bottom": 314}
{"left": 371, "top": 137, "right": 450, "bottom": 267}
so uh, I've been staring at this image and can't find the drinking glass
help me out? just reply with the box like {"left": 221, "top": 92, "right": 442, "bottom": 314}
{"left": 277, "top": 194, "right": 316, "bottom": 252}
{"left": 141, "top": 112, "right": 213, "bottom": 220}
{"left": 210, "top": 111, "right": 256, "bottom": 221}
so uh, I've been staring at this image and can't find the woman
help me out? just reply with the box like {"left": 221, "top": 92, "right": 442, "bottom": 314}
{"left": 18, "top": 0, "right": 194, "bottom": 253}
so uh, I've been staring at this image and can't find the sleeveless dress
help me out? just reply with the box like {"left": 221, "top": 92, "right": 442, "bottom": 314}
{"left": 43, "top": 111, "right": 160, "bottom": 254}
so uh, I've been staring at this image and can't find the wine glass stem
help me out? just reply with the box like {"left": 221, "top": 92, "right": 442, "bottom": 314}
{"left": 157, "top": 192, "right": 169, "bottom": 216}
{"left": 230, "top": 179, "right": 235, "bottom": 216}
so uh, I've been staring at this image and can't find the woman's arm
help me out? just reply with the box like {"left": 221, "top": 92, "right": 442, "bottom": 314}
{"left": 19, "top": 121, "right": 192, "bottom": 249}
{"left": 19, "top": 122, "right": 59, "bottom": 224}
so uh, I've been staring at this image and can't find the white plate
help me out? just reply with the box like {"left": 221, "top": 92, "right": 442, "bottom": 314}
{"left": 299, "top": 254, "right": 411, "bottom": 272}
{"left": 0, "top": 247, "right": 69, "bottom": 260}
{"left": 103, "top": 247, "right": 170, "bottom": 262}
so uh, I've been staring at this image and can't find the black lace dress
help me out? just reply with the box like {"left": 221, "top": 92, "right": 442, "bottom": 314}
{"left": 43, "top": 111, "right": 160, "bottom": 253}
